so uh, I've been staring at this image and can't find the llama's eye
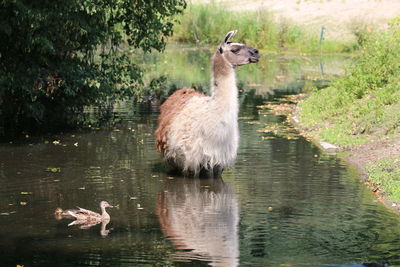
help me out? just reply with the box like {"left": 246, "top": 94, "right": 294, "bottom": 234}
{"left": 231, "top": 48, "right": 240, "bottom": 54}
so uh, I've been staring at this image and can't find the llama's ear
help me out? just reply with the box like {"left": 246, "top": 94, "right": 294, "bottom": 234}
{"left": 219, "top": 30, "right": 237, "bottom": 53}
{"left": 223, "top": 30, "right": 237, "bottom": 44}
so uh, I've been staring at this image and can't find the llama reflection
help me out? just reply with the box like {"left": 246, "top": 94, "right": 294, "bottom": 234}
{"left": 157, "top": 178, "right": 239, "bottom": 267}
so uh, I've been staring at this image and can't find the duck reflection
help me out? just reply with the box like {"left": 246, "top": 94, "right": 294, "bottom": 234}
{"left": 157, "top": 178, "right": 239, "bottom": 267}
{"left": 68, "top": 219, "right": 111, "bottom": 237}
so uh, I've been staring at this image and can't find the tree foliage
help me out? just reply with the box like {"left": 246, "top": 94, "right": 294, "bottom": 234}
{"left": 0, "top": 0, "right": 186, "bottom": 137}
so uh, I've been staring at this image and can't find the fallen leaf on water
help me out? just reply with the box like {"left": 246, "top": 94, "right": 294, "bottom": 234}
{"left": 247, "top": 121, "right": 261, "bottom": 125}
{"left": 20, "top": 202, "right": 27, "bottom": 206}
{"left": 52, "top": 140, "right": 60, "bottom": 145}
{"left": 46, "top": 167, "right": 61, "bottom": 173}
{"left": 73, "top": 142, "right": 78, "bottom": 147}
{"left": 246, "top": 83, "right": 262, "bottom": 87}
{"left": 261, "top": 136, "right": 275, "bottom": 140}
{"left": 0, "top": 212, "right": 10, "bottom": 216}
{"left": 20, "top": 192, "right": 32, "bottom": 195}
{"left": 238, "top": 116, "right": 254, "bottom": 120}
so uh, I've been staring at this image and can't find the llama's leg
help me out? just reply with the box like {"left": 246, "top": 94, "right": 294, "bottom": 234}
{"left": 199, "top": 166, "right": 212, "bottom": 179}
{"left": 213, "top": 165, "right": 224, "bottom": 178}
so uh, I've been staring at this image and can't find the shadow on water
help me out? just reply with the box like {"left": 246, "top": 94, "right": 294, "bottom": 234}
{"left": 0, "top": 47, "right": 400, "bottom": 266}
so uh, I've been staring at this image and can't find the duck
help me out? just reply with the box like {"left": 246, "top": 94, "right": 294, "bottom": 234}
{"left": 55, "top": 201, "right": 113, "bottom": 224}
{"left": 54, "top": 207, "right": 79, "bottom": 220}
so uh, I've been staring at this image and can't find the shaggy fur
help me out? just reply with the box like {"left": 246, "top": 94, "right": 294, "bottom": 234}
{"left": 156, "top": 88, "right": 205, "bottom": 153}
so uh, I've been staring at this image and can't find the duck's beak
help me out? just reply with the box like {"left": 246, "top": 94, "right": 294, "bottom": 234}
{"left": 107, "top": 205, "right": 114, "bottom": 208}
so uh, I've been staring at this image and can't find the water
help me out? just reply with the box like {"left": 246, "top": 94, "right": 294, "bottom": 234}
{"left": 1, "top": 48, "right": 400, "bottom": 266}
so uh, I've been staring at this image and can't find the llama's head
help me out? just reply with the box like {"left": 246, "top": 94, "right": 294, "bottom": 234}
{"left": 218, "top": 30, "right": 260, "bottom": 67}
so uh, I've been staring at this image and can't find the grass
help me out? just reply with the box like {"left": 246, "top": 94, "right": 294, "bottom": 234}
{"left": 172, "top": 4, "right": 354, "bottom": 53}
{"left": 298, "top": 17, "right": 400, "bottom": 206}
{"left": 367, "top": 157, "right": 400, "bottom": 203}
{"left": 298, "top": 18, "right": 400, "bottom": 147}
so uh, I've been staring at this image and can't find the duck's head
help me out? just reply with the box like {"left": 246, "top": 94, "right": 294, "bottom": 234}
{"left": 54, "top": 207, "right": 64, "bottom": 220}
{"left": 54, "top": 207, "right": 63, "bottom": 214}
{"left": 100, "top": 201, "right": 113, "bottom": 209}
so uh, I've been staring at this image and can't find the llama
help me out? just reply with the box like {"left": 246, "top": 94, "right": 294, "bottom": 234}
{"left": 155, "top": 30, "right": 259, "bottom": 177}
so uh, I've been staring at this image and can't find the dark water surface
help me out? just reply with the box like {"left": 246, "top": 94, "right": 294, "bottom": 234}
{"left": 1, "top": 51, "right": 400, "bottom": 266}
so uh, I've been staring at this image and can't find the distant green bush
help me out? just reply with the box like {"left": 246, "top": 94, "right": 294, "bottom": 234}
{"left": 299, "top": 17, "right": 400, "bottom": 146}
{"left": 173, "top": 4, "right": 350, "bottom": 53}
{"left": 0, "top": 0, "right": 186, "bottom": 137}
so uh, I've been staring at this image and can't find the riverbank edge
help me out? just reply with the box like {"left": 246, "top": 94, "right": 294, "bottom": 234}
{"left": 267, "top": 95, "right": 400, "bottom": 215}
{"left": 294, "top": 104, "right": 400, "bottom": 215}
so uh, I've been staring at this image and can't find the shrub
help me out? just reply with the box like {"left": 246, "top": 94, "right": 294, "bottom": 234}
{"left": 0, "top": 0, "right": 186, "bottom": 137}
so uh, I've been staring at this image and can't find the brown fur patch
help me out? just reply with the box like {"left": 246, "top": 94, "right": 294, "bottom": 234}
{"left": 155, "top": 88, "right": 206, "bottom": 153}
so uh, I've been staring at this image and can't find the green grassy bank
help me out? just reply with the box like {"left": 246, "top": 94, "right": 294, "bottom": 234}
{"left": 172, "top": 4, "right": 358, "bottom": 53}
{"left": 298, "top": 17, "right": 400, "bottom": 205}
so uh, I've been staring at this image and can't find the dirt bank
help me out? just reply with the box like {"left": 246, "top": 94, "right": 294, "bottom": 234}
{"left": 344, "top": 138, "right": 400, "bottom": 178}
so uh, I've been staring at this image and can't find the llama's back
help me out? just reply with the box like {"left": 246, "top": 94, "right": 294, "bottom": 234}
{"left": 155, "top": 88, "right": 205, "bottom": 153}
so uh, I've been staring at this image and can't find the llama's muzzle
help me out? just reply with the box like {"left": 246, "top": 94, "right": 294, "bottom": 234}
{"left": 249, "top": 48, "right": 260, "bottom": 63}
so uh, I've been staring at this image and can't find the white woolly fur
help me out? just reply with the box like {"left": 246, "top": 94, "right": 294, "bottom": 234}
{"left": 166, "top": 70, "right": 239, "bottom": 176}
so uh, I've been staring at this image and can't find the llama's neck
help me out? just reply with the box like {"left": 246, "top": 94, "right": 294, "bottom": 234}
{"left": 210, "top": 52, "right": 238, "bottom": 112}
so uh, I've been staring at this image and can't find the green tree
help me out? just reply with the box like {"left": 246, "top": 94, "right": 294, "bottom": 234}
{"left": 0, "top": 0, "right": 186, "bottom": 137}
